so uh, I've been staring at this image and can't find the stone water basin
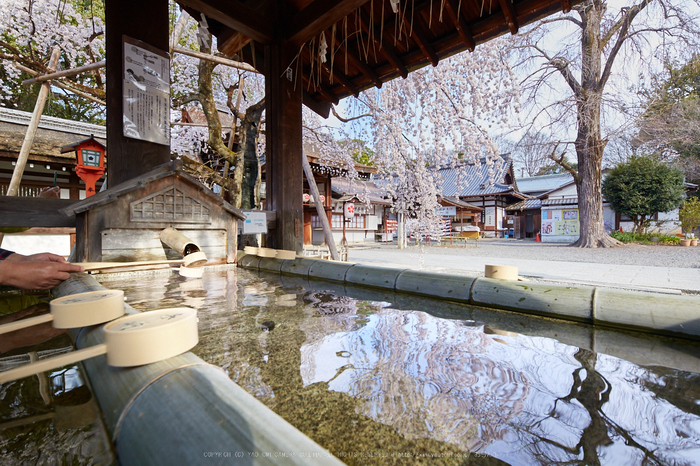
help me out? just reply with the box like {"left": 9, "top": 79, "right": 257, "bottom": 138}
{"left": 94, "top": 267, "right": 700, "bottom": 465}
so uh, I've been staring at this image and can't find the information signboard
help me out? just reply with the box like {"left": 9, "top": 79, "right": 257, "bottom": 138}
{"left": 242, "top": 212, "right": 268, "bottom": 234}
{"left": 122, "top": 36, "right": 170, "bottom": 146}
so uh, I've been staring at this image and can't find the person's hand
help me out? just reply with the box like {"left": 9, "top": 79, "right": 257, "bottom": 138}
{"left": 21, "top": 252, "right": 68, "bottom": 263}
{"left": 0, "top": 258, "right": 84, "bottom": 289}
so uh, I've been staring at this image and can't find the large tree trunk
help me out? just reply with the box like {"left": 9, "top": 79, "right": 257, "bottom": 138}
{"left": 197, "top": 42, "right": 242, "bottom": 205}
{"left": 235, "top": 98, "right": 265, "bottom": 210}
{"left": 572, "top": 0, "right": 620, "bottom": 247}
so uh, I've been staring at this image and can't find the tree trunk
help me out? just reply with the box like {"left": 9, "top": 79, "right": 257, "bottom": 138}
{"left": 237, "top": 98, "right": 265, "bottom": 210}
{"left": 571, "top": 1, "right": 620, "bottom": 248}
{"left": 197, "top": 41, "right": 241, "bottom": 204}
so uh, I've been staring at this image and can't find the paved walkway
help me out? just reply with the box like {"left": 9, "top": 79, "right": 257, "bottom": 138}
{"left": 347, "top": 244, "right": 700, "bottom": 295}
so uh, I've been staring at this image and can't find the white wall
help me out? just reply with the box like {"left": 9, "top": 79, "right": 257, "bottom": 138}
{"left": 2, "top": 234, "right": 71, "bottom": 257}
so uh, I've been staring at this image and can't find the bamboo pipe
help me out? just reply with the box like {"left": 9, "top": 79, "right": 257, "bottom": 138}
{"left": 169, "top": 10, "right": 190, "bottom": 55}
{"left": 50, "top": 274, "right": 343, "bottom": 465}
{"left": 75, "top": 259, "right": 185, "bottom": 271}
{"left": 159, "top": 228, "right": 208, "bottom": 266}
{"left": 172, "top": 46, "right": 258, "bottom": 73}
{"left": 14, "top": 63, "right": 106, "bottom": 105}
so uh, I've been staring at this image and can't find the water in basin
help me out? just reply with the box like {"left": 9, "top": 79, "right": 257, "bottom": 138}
{"left": 95, "top": 267, "right": 700, "bottom": 465}
{"left": 3, "top": 267, "right": 700, "bottom": 464}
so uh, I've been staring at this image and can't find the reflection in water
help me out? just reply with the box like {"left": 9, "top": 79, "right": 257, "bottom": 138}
{"left": 102, "top": 269, "right": 700, "bottom": 465}
{"left": 0, "top": 336, "right": 114, "bottom": 464}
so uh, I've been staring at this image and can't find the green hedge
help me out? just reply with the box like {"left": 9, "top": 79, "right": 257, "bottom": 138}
{"left": 610, "top": 230, "right": 680, "bottom": 245}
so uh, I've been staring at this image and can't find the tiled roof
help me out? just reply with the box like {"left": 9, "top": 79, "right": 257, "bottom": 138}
{"left": 516, "top": 173, "right": 574, "bottom": 195}
{"left": 0, "top": 107, "right": 106, "bottom": 162}
{"left": 439, "top": 196, "right": 483, "bottom": 211}
{"left": 331, "top": 178, "right": 391, "bottom": 205}
{"left": 541, "top": 198, "right": 579, "bottom": 206}
{"left": 436, "top": 155, "right": 515, "bottom": 197}
{"left": 505, "top": 198, "right": 542, "bottom": 211}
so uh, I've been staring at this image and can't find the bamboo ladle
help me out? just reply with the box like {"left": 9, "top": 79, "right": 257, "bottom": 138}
{"left": 0, "top": 307, "right": 198, "bottom": 383}
{"left": 0, "top": 290, "right": 125, "bottom": 335}
{"left": 74, "top": 252, "right": 207, "bottom": 271}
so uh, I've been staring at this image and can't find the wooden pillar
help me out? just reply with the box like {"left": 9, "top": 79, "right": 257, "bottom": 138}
{"left": 264, "top": 41, "right": 303, "bottom": 252}
{"left": 105, "top": 0, "right": 170, "bottom": 188}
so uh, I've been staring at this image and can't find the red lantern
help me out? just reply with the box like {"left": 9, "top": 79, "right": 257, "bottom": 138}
{"left": 61, "top": 135, "right": 105, "bottom": 197}
{"left": 303, "top": 193, "right": 310, "bottom": 202}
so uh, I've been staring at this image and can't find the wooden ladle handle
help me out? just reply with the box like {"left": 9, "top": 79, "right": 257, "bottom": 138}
{"left": 0, "top": 314, "right": 54, "bottom": 335}
{"left": 0, "top": 344, "right": 107, "bottom": 383}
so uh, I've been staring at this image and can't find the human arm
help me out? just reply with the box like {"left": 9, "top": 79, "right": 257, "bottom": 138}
{"left": 0, "top": 251, "right": 84, "bottom": 289}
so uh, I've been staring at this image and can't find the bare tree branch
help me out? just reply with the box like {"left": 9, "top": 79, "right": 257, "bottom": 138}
{"left": 600, "top": 0, "right": 652, "bottom": 89}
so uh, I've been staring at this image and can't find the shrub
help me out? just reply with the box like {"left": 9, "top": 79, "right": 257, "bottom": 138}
{"left": 610, "top": 231, "right": 680, "bottom": 245}
{"left": 679, "top": 197, "right": 700, "bottom": 235}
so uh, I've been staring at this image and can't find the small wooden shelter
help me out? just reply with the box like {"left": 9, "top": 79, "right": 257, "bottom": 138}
{"left": 438, "top": 196, "right": 483, "bottom": 235}
{"left": 61, "top": 160, "right": 245, "bottom": 263}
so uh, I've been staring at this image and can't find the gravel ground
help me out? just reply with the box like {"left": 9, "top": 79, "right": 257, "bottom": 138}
{"left": 354, "top": 238, "right": 700, "bottom": 269}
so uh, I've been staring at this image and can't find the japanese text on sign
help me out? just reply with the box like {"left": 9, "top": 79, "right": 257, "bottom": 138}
{"left": 122, "top": 37, "right": 170, "bottom": 145}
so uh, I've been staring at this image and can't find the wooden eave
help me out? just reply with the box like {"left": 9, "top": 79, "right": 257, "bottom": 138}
{"left": 177, "top": 0, "right": 581, "bottom": 116}
{"left": 61, "top": 159, "right": 246, "bottom": 220}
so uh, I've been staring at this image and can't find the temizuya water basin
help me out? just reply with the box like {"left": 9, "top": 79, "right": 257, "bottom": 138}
{"left": 99, "top": 268, "right": 700, "bottom": 465}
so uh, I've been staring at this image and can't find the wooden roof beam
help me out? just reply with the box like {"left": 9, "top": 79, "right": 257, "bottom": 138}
{"left": 302, "top": 73, "right": 340, "bottom": 105}
{"left": 444, "top": 0, "right": 476, "bottom": 52}
{"left": 560, "top": 0, "right": 572, "bottom": 13}
{"left": 333, "top": 37, "right": 383, "bottom": 88}
{"left": 498, "top": 0, "right": 520, "bottom": 34}
{"left": 302, "top": 46, "right": 359, "bottom": 98}
{"left": 287, "top": 0, "right": 370, "bottom": 46}
{"left": 177, "top": 0, "right": 273, "bottom": 44}
{"left": 319, "top": 61, "right": 359, "bottom": 97}
{"left": 303, "top": 90, "right": 333, "bottom": 118}
{"left": 357, "top": 6, "right": 408, "bottom": 79}
{"left": 396, "top": 7, "right": 439, "bottom": 66}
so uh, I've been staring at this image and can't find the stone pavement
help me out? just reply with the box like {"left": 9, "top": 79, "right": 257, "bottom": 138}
{"left": 347, "top": 245, "right": 700, "bottom": 295}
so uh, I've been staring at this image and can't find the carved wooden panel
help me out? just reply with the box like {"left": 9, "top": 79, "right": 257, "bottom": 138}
{"left": 130, "top": 187, "right": 210, "bottom": 223}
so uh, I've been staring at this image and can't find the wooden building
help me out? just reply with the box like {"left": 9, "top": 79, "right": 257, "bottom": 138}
{"left": 97, "top": 0, "right": 583, "bottom": 254}
{"left": 0, "top": 107, "right": 105, "bottom": 200}
{"left": 437, "top": 156, "right": 526, "bottom": 237}
{"left": 437, "top": 196, "right": 483, "bottom": 236}
{"left": 325, "top": 177, "right": 391, "bottom": 244}
{"left": 505, "top": 173, "right": 574, "bottom": 239}
{"left": 2, "top": 0, "right": 584, "bottom": 255}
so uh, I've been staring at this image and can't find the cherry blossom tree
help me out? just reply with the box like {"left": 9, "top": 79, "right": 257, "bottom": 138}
{"left": 325, "top": 37, "right": 520, "bottom": 240}
{"left": 0, "top": 0, "right": 106, "bottom": 122}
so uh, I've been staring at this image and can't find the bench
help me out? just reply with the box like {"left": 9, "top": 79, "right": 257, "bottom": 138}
{"left": 438, "top": 236, "right": 467, "bottom": 247}
{"left": 459, "top": 230, "right": 480, "bottom": 247}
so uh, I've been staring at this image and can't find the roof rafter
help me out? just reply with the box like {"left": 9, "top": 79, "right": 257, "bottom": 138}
{"left": 177, "top": 0, "right": 273, "bottom": 44}
{"left": 329, "top": 30, "right": 383, "bottom": 88}
{"left": 287, "top": 0, "right": 369, "bottom": 46}
{"left": 301, "top": 44, "right": 359, "bottom": 98}
{"left": 357, "top": 5, "right": 409, "bottom": 79}
{"left": 498, "top": 0, "right": 520, "bottom": 34}
{"left": 396, "top": 5, "right": 439, "bottom": 67}
{"left": 445, "top": 0, "right": 476, "bottom": 52}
